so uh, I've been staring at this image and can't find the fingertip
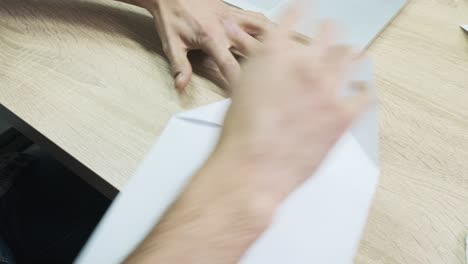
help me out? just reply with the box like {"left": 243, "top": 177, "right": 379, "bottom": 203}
{"left": 278, "top": 0, "right": 305, "bottom": 31}
{"left": 224, "top": 20, "right": 261, "bottom": 57}
{"left": 175, "top": 71, "right": 192, "bottom": 91}
{"left": 315, "top": 20, "right": 338, "bottom": 49}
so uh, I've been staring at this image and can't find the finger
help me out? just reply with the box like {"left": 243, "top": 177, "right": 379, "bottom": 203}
{"left": 300, "top": 21, "right": 338, "bottom": 72}
{"left": 233, "top": 10, "right": 273, "bottom": 36}
{"left": 235, "top": 8, "right": 312, "bottom": 46}
{"left": 339, "top": 48, "right": 363, "bottom": 94}
{"left": 291, "top": 31, "right": 313, "bottom": 46}
{"left": 224, "top": 20, "right": 261, "bottom": 56}
{"left": 338, "top": 52, "right": 368, "bottom": 83}
{"left": 276, "top": 0, "right": 306, "bottom": 35}
{"left": 314, "top": 20, "right": 337, "bottom": 54}
{"left": 316, "top": 45, "right": 355, "bottom": 94}
{"left": 163, "top": 39, "right": 193, "bottom": 90}
{"left": 202, "top": 37, "right": 241, "bottom": 83}
{"left": 188, "top": 50, "right": 230, "bottom": 89}
{"left": 342, "top": 81, "right": 371, "bottom": 120}
{"left": 340, "top": 51, "right": 368, "bottom": 81}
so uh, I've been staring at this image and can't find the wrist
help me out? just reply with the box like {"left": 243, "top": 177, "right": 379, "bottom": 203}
{"left": 214, "top": 136, "right": 294, "bottom": 201}
{"left": 185, "top": 150, "right": 277, "bottom": 232}
{"left": 127, "top": 155, "right": 275, "bottom": 263}
{"left": 126, "top": 143, "right": 279, "bottom": 263}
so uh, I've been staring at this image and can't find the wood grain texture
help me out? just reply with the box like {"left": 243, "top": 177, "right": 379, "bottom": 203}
{"left": 0, "top": 0, "right": 467, "bottom": 263}
{"left": 357, "top": 0, "right": 468, "bottom": 263}
{"left": 0, "top": 0, "right": 226, "bottom": 192}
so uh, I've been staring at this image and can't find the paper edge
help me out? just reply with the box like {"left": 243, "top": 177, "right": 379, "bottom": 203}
{"left": 76, "top": 116, "right": 185, "bottom": 264}
{"left": 466, "top": 234, "right": 468, "bottom": 264}
{"left": 175, "top": 99, "right": 230, "bottom": 126}
{"left": 461, "top": 25, "right": 468, "bottom": 32}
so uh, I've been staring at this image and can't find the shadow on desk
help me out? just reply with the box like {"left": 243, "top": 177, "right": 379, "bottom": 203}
{"left": 0, "top": 0, "right": 228, "bottom": 89}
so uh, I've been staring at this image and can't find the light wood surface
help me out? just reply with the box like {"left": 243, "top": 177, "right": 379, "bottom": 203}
{"left": 0, "top": 0, "right": 227, "bottom": 194}
{"left": 356, "top": 0, "right": 468, "bottom": 263}
{"left": 1, "top": 0, "right": 467, "bottom": 263}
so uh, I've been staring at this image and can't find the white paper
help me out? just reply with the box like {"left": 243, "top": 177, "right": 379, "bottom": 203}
{"left": 224, "top": 0, "right": 407, "bottom": 50}
{"left": 462, "top": 25, "right": 468, "bottom": 32}
{"left": 224, "top": 0, "right": 283, "bottom": 12}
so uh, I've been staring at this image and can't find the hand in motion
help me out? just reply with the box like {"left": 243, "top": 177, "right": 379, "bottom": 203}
{"left": 126, "top": 4, "right": 371, "bottom": 264}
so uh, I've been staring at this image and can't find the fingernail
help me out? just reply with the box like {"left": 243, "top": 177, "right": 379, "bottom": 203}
{"left": 175, "top": 72, "right": 184, "bottom": 83}
{"left": 175, "top": 73, "right": 186, "bottom": 90}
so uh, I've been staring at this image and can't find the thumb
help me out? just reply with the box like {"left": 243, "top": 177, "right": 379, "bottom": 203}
{"left": 163, "top": 40, "right": 193, "bottom": 91}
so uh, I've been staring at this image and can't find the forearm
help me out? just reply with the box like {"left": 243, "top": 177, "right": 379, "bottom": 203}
{"left": 125, "top": 151, "right": 275, "bottom": 264}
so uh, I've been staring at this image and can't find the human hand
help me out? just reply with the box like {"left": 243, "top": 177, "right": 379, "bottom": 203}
{"left": 138, "top": 0, "right": 272, "bottom": 90}
{"left": 214, "top": 9, "right": 371, "bottom": 203}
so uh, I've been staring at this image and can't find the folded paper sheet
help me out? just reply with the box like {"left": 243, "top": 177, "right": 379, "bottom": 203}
{"left": 77, "top": 59, "right": 380, "bottom": 264}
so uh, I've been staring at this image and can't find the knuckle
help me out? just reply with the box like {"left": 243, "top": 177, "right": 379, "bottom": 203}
{"left": 220, "top": 56, "right": 237, "bottom": 68}
{"left": 198, "top": 30, "right": 214, "bottom": 44}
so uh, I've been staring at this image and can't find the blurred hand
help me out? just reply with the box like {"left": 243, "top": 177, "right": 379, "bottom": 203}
{"left": 126, "top": 5, "right": 371, "bottom": 264}
{"left": 140, "top": 0, "right": 272, "bottom": 90}
{"left": 215, "top": 11, "right": 371, "bottom": 203}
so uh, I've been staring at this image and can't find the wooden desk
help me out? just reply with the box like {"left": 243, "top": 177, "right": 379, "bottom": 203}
{"left": 1, "top": 0, "right": 467, "bottom": 263}
{"left": 0, "top": 0, "right": 226, "bottom": 197}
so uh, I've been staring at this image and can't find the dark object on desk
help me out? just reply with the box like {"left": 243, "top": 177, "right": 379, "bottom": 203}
{"left": 0, "top": 129, "right": 32, "bottom": 157}
{"left": 0, "top": 153, "right": 35, "bottom": 198}
{"left": 0, "top": 129, "right": 34, "bottom": 197}
{"left": 0, "top": 129, "right": 111, "bottom": 263}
